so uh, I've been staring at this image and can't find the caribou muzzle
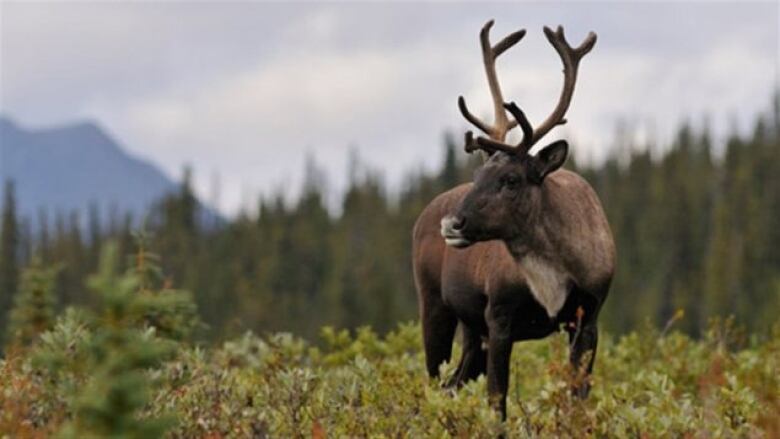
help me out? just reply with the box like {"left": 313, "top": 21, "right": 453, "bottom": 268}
{"left": 441, "top": 215, "right": 473, "bottom": 248}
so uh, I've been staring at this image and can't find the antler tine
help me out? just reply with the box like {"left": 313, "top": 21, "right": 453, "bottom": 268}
{"left": 504, "top": 102, "right": 534, "bottom": 151}
{"left": 531, "top": 25, "right": 597, "bottom": 145}
{"left": 459, "top": 20, "right": 527, "bottom": 144}
{"left": 458, "top": 97, "right": 491, "bottom": 136}
{"left": 463, "top": 131, "right": 479, "bottom": 153}
{"left": 490, "top": 27, "right": 526, "bottom": 132}
{"left": 480, "top": 20, "right": 526, "bottom": 139}
{"left": 465, "top": 101, "right": 534, "bottom": 157}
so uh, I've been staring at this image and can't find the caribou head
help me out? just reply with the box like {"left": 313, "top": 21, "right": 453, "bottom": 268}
{"left": 442, "top": 22, "right": 596, "bottom": 249}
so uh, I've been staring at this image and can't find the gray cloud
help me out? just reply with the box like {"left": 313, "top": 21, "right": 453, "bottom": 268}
{"left": 1, "top": 2, "right": 777, "bottom": 214}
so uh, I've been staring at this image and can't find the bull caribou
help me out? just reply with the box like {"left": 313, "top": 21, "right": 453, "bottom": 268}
{"left": 412, "top": 20, "right": 615, "bottom": 419}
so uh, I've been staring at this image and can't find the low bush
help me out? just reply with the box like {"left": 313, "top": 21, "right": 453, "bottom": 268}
{"left": 1, "top": 316, "right": 778, "bottom": 438}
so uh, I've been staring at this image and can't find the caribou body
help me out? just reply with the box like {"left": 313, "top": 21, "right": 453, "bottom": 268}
{"left": 412, "top": 21, "right": 615, "bottom": 418}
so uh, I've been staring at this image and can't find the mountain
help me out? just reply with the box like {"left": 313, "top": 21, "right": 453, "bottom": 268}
{"left": 0, "top": 116, "right": 198, "bottom": 226}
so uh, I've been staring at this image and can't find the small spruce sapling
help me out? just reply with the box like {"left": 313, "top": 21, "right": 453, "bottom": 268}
{"left": 128, "top": 229, "right": 202, "bottom": 341}
{"left": 57, "top": 242, "right": 176, "bottom": 438}
{"left": 5, "top": 257, "right": 60, "bottom": 350}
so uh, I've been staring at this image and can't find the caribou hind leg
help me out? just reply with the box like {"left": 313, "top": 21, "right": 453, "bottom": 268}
{"left": 445, "top": 324, "right": 487, "bottom": 388}
{"left": 566, "top": 290, "right": 603, "bottom": 399}
{"left": 420, "top": 289, "right": 458, "bottom": 379}
{"left": 568, "top": 321, "right": 598, "bottom": 398}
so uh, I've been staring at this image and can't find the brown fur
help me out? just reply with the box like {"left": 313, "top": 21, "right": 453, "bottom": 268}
{"left": 413, "top": 164, "right": 615, "bottom": 418}
{"left": 423, "top": 20, "right": 608, "bottom": 419}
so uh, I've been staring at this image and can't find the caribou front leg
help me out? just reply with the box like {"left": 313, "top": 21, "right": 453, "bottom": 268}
{"left": 486, "top": 301, "right": 515, "bottom": 420}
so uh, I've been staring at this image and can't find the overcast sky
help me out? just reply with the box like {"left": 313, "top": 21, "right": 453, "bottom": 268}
{"left": 1, "top": 1, "right": 778, "bottom": 215}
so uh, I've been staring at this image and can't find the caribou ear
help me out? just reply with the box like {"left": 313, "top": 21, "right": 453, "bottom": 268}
{"left": 533, "top": 140, "right": 568, "bottom": 182}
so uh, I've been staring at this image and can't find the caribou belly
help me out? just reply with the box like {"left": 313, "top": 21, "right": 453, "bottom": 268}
{"left": 521, "top": 255, "right": 570, "bottom": 318}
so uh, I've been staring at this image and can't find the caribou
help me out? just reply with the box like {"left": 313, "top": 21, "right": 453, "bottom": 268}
{"left": 412, "top": 20, "right": 615, "bottom": 419}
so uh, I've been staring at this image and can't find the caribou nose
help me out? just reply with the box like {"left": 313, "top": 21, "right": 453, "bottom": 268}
{"left": 441, "top": 215, "right": 473, "bottom": 248}
{"left": 441, "top": 215, "right": 464, "bottom": 235}
{"left": 452, "top": 216, "right": 466, "bottom": 231}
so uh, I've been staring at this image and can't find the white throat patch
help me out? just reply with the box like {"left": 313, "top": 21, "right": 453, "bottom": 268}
{"left": 522, "top": 255, "right": 570, "bottom": 318}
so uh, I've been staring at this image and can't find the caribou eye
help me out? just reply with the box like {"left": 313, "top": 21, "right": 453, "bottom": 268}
{"left": 502, "top": 175, "right": 521, "bottom": 188}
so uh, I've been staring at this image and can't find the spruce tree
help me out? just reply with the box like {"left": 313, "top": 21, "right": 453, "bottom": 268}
{"left": 56, "top": 243, "right": 176, "bottom": 438}
{"left": 5, "top": 257, "right": 59, "bottom": 349}
{"left": 128, "top": 229, "right": 201, "bottom": 341}
{"left": 439, "top": 133, "right": 460, "bottom": 189}
{"left": 0, "top": 180, "right": 19, "bottom": 343}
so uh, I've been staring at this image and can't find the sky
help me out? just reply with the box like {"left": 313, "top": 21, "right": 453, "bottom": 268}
{"left": 1, "top": 1, "right": 778, "bottom": 215}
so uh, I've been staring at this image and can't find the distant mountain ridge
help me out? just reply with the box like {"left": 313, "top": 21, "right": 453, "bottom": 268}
{"left": 0, "top": 116, "right": 200, "bottom": 226}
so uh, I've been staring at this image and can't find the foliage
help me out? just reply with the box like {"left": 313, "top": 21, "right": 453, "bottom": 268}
{"left": 0, "top": 180, "right": 19, "bottom": 345}
{"left": 43, "top": 243, "right": 179, "bottom": 437}
{"left": 126, "top": 230, "right": 202, "bottom": 341}
{"left": 0, "top": 239, "right": 200, "bottom": 438}
{"left": 0, "top": 241, "right": 777, "bottom": 436}
{"left": 1, "top": 316, "right": 778, "bottom": 437}
{"left": 5, "top": 257, "right": 59, "bottom": 350}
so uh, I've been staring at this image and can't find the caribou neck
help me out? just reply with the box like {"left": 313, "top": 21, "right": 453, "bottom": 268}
{"left": 504, "top": 182, "right": 565, "bottom": 264}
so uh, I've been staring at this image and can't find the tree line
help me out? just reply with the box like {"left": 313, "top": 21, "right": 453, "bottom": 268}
{"left": 0, "top": 99, "right": 778, "bottom": 342}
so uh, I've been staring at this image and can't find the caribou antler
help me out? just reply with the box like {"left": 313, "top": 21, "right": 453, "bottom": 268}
{"left": 531, "top": 26, "right": 596, "bottom": 145}
{"left": 469, "top": 102, "right": 534, "bottom": 155}
{"left": 459, "top": 20, "right": 529, "bottom": 154}
{"left": 462, "top": 23, "right": 596, "bottom": 157}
